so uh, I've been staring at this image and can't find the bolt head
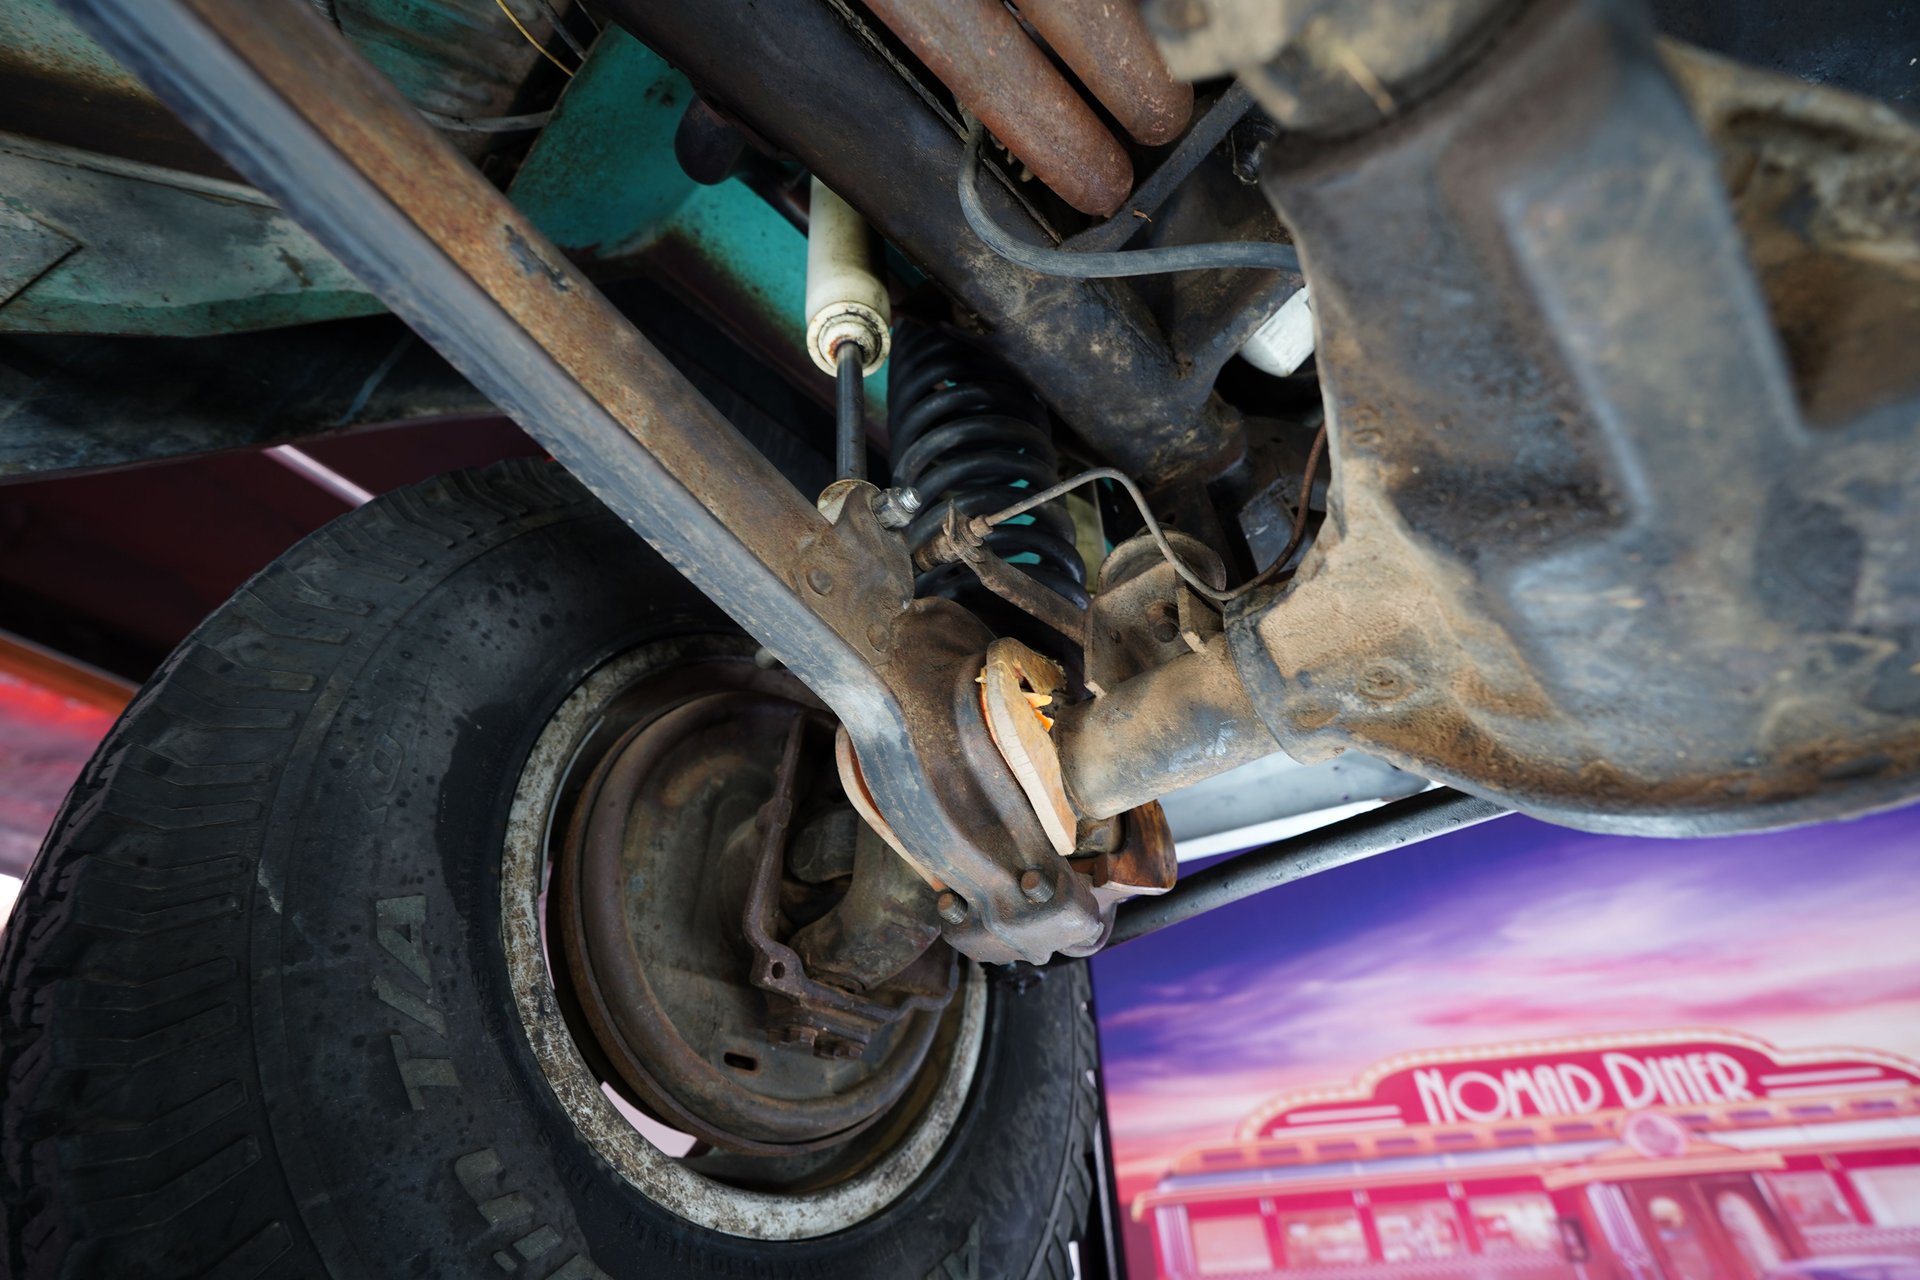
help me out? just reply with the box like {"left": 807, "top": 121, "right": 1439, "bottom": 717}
{"left": 816, "top": 1036, "right": 865, "bottom": 1061}
{"left": 1019, "top": 869, "right": 1054, "bottom": 903}
{"left": 873, "top": 485, "right": 924, "bottom": 531}
{"left": 936, "top": 891, "right": 967, "bottom": 925}
{"left": 806, "top": 567, "right": 834, "bottom": 595}
{"left": 1358, "top": 664, "right": 1411, "bottom": 702}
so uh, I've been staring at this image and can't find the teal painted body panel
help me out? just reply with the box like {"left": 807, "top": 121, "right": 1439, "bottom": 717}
{"left": 0, "top": 0, "right": 386, "bottom": 334}
{"left": 508, "top": 31, "right": 698, "bottom": 257}
{"left": 5, "top": 0, "right": 151, "bottom": 94}
{"left": 0, "top": 7, "right": 846, "bottom": 413}
{"left": 0, "top": 0, "right": 554, "bottom": 336}
{"left": 510, "top": 31, "right": 879, "bottom": 410}
{"left": 332, "top": 0, "right": 551, "bottom": 136}
{"left": 509, "top": 31, "right": 875, "bottom": 410}
{"left": 0, "top": 132, "right": 384, "bottom": 337}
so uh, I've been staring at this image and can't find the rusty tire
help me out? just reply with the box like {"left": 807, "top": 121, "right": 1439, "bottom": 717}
{"left": 0, "top": 460, "right": 1102, "bottom": 1279}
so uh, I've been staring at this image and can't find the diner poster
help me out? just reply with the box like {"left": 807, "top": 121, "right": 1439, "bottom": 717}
{"left": 1090, "top": 804, "right": 1920, "bottom": 1279}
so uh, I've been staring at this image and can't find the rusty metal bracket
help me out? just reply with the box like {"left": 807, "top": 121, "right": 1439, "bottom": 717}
{"left": 1071, "top": 800, "right": 1179, "bottom": 914}
{"left": 741, "top": 716, "right": 955, "bottom": 1061}
{"left": 1083, "top": 528, "right": 1226, "bottom": 697}
{"left": 1230, "top": 0, "right": 1920, "bottom": 834}
{"left": 915, "top": 500, "right": 1090, "bottom": 652}
{"left": 978, "top": 639, "right": 1077, "bottom": 857}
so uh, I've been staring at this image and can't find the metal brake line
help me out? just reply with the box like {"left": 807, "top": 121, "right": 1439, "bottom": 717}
{"left": 974, "top": 424, "right": 1328, "bottom": 606}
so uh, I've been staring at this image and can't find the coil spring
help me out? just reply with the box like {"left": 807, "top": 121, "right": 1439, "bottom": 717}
{"left": 887, "top": 324, "right": 1087, "bottom": 609}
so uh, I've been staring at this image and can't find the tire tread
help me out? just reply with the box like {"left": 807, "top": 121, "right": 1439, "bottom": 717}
{"left": 0, "top": 461, "right": 602, "bottom": 1279}
{"left": 1026, "top": 986, "right": 1101, "bottom": 1280}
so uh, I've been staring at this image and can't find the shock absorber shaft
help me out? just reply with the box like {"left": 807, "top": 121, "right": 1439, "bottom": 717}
{"left": 805, "top": 176, "right": 889, "bottom": 483}
{"left": 836, "top": 343, "right": 865, "bottom": 482}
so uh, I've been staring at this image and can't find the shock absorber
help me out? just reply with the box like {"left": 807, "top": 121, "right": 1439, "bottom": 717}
{"left": 888, "top": 322, "right": 1087, "bottom": 610}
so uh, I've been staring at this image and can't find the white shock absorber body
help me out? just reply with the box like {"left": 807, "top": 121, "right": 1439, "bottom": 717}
{"left": 805, "top": 176, "right": 891, "bottom": 377}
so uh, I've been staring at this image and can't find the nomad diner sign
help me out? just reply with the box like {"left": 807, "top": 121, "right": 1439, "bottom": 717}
{"left": 1244, "top": 1030, "right": 1920, "bottom": 1138}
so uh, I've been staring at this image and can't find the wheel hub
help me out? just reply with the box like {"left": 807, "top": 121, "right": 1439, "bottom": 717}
{"left": 550, "top": 677, "right": 947, "bottom": 1155}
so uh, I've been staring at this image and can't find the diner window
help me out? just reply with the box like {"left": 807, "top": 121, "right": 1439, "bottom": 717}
{"left": 1375, "top": 1201, "right": 1464, "bottom": 1262}
{"left": 1279, "top": 1207, "right": 1369, "bottom": 1267}
{"left": 1191, "top": 1215, "right": 1273, "bottom": 1276}
{"left": 1716, "top": 1190, "right": 1786, "bottom": 1275}
{"left": 1851, "top": 1165, "right": 1920, "bottom": 1227}
{"left": 1765, "top": 1171, "right": 1857, "bottom": 1227}
{"left": 1470, "top": 1193, "right": 1559, "bottom": 1254}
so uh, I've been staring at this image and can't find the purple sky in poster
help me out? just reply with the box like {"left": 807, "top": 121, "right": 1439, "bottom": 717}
{"left": 1089, "top": 803, "right": 1920, "bottom": 1215}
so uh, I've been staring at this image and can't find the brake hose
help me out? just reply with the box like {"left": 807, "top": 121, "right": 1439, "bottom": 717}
{"left": 957, "top": 118, "right": 1302, "bottom": 279}
{"left": 977, "top": 422, "right": 1328, "bottom": 606}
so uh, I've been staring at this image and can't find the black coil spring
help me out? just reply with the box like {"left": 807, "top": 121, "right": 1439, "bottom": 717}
{"left": 887, "top": 324, "right": 1087, "bottom": 608}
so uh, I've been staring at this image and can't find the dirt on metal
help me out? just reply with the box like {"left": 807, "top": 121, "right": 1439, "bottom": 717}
{"left": 1014, "top": 0, "right": 1193, "bottom": 146}
{"left": 860, "top": 0, "right": 1134, "bottom": 215}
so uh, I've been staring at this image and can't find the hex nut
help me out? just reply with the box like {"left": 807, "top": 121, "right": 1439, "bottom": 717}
{"left": 873, "top": 486, "right": 923, "bottom": 530}
{"left": 774, "top": 1024, "right": 819, "bottom": 1049}
{"left": 816, "top": 1036, "right": 864, "bottom": 1061}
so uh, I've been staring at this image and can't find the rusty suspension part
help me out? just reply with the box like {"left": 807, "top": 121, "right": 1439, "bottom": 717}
{"left": 60, "top": 0, "right": 1125, "bottom": 964}
{"left": 552, "top": 683, "right": 950, "bottom": 1151}
{"left": 1055, "top": 635, "right": 1279, "bottom": 820}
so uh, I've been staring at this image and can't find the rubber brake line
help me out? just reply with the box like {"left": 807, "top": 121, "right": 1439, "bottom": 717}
{"left": 957, "top": 117, "right": 1302, "bottom": 280}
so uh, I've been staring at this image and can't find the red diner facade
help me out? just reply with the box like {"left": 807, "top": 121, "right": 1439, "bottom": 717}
{"left": 1134, "top": 1030, "right": 1920, "bottom": 1280}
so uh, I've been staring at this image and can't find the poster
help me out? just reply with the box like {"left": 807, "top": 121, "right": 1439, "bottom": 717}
{"left": 1092, "top": 806, "right": 1920, "bottom": 1280}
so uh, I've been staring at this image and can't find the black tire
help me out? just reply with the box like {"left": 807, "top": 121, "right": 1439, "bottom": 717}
{"left": 0, "top": 460, "right": 1098, "bottom": 1279}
